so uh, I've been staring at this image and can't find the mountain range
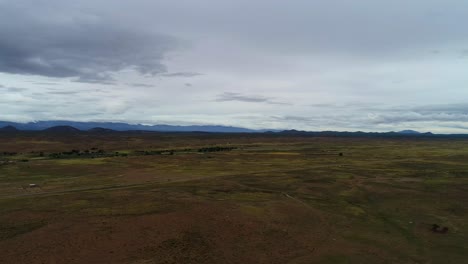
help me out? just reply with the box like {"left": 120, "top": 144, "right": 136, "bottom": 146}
{"left": 3, "top": 120, "right": 466, "bottom": 138}
{"left": 0, "top": 121, "right": 269, "bottom": 133}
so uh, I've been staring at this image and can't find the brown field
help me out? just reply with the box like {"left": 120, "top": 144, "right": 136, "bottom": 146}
{"left": 0, "top": 132, "right": 467, "bottom": 263}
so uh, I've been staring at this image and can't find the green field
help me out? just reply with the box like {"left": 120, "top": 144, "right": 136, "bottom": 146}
{"left": 0, "top": 132, "right": 467, "bottom": 263}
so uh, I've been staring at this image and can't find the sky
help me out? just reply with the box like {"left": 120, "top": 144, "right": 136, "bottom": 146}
{"left": 1, "top": 0, "right": 468, "bottom": 133}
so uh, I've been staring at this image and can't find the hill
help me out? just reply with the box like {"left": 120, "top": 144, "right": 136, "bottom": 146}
{"left": 88, "top": 127, "right": 116, "bottom": 133}
{"left": 43, "top": 126, "right": 81, "bottom": 133}
{"left": 397, "top": 130, "right": 421, "bottom": 134}
{"left": 0, "top": 125, "right": 18, "bottom": 132}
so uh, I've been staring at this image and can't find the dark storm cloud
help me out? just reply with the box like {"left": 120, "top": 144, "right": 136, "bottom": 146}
{"left": 0, "top": 1, "right": 178, "bottom": 82}
{"left": 215, "top": 92, "right": 289, "bottom": 105}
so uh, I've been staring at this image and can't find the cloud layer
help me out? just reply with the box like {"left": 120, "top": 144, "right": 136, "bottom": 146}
{"left": 1, "top": 0, "right": 468, "bottom": 133}
{"left": 0, "top": 1, "right": 178, "bottom": 82}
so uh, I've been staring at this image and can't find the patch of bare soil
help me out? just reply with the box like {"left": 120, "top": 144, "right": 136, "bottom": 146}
{"left": 0, "top": 200, "right": 343, "bottom": 264}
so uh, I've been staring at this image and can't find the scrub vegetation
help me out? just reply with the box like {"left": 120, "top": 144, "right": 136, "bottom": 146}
{"left": 0, "top": 132, "right": 467, "bottom": 263}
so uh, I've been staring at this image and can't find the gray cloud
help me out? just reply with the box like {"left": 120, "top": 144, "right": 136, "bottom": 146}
{"left": 259, "top": 103, "right": 468, "bottom": 132}
{"left": 0, "top": 86, "right": 28, "bottom": 93}
{"left": 8, "top": 87, "right": 28, "bottom": 93}
{"left": 413, "top": 103, "right": 468, "bottom": 114}
{"left": 162, "top": 72, "right": 203, "bottom": 77}
{"left": 1, "top": 0, "right": 468, "bottom": 133}
{"left": 270, "top": 115, "right": 312, "bottom": 122}
{"left": 73, "top": 73, "right": 116, "bottom": 85}
{"left": 216, "top": 92, "right": 269, "bottom": 103}
{"left": 128, "top": 83, "right": 155, "bottom": 88}
{"left": 142, "top": 0, "right": 468, "bottom": 59}
{"left": 368, "top": 112, "right": 468, "bottom": 125}
{"left": 362, "top": 104, "right": 468, "bottom": 125}
{"left": 215, "top": 92, "right": 289, "bottom": 105}
{"left": 33, "top": 82, "right": 60, "bottom": 86}
{"left": 47, "top": 91, "right": 81, "bottom": 95}
{"left": 460, "top": 49, "right": 468, "bottom": 58}
{"left": 0, "top": 1, "right": 178, "bottom": 82}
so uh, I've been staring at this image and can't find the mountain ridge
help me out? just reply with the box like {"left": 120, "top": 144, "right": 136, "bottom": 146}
{"left": 2, "top": 121, "right": 466, "bottom": 137}
{"left": 0, "top": 120, "right": 268, "bottom": 133}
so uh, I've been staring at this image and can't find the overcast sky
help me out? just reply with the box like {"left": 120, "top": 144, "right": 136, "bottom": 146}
{"left": 1, "top": 0, "right": 468, "bottom": 133}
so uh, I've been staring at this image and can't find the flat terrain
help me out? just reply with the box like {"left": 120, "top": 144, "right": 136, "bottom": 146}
{"left": 0, "top": 132, "right": 467, "bottom": 263}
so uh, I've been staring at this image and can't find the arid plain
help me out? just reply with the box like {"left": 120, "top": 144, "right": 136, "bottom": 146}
{"left": 1, "top": 132, "right": 467, "bottom": 263}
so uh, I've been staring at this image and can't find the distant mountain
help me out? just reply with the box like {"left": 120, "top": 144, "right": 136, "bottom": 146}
{"left": 88, "top": 127, "right": 116, "bottom": 133}
{"left": 397, "top": 130, "right": 421, "bottom": 134}
{"left": 1, "top": 120, "right": 464, "bottom": 137}
{"left": 278, "top": 130, "right": 455, "bottom": 138}
{"left": 0, "top": 125, "right": 18, "bottom": 132}
{"left": 0, "top": 121, "right": 266, "bottom": 133}
{"left": 43, "top": 126, "right": 81, "bottom": 133}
